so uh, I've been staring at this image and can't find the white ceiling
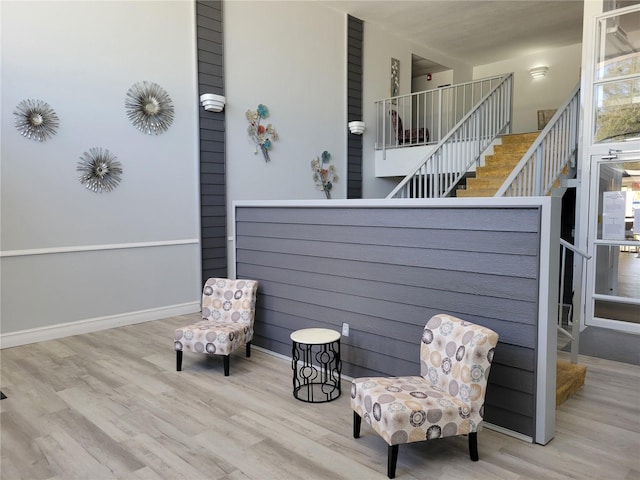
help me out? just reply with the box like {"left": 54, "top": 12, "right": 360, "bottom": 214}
{"left": 319, "top": 0, "right": 585, "bottom": 73}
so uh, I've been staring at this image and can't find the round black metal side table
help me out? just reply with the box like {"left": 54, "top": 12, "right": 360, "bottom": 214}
{"left": 290, "top": 328, "right": 342, "bottom": 403}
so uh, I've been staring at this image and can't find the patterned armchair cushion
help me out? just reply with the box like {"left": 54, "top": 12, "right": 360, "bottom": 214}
{"left": 350, "top": 314, "right": 498, "bottom": 446}
{"left": 174, "top": 278, "right": 258, "bottom": 356}
{"left": 174, "top": 320, "right": 252, "bottom": 356}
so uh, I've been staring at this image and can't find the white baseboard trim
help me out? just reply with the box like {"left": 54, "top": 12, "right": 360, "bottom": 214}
{"left": 483, "top": 422, "right": 533, "bottom": 443}
{"left": 253, "top": 345, "right": 291, "bottom": 363}
{"left": 0, "top": 302, "right": 200, "bottom": 349}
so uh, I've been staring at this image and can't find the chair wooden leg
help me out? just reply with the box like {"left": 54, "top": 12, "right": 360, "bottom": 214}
{"left": 246, "top": 341, "right": 251, "bottom": 358}
{"left": 223, "top": 355, "right": 230, "bottom": 376}
{"left": 353, "top": 411, "right": 361, "bottom": 438}
{"left": 469, "top": 432, "right": 479, "bottom": 461}
{"left": 387, "top": 444, "right": 399, "bottom": 479}
{"left": 176, "top": 351, "right": 182, "bottom": 371}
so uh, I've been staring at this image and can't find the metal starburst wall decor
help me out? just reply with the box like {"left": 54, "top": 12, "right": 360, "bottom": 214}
{"left": 13, "top": 99, "right": 60, "bottom": 141}
{"left": 77, "top": 147, "right": 123, "bottom": 193}
{"left": 125, "top": 81, "right": 174, "bottom": 135}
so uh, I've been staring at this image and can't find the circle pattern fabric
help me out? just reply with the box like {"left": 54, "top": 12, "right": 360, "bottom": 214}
{"left": 174, "top": 278, "right": 258, "bottom": 356}
{"left": 350, "top": 313, "right": 499, "bottom": 446}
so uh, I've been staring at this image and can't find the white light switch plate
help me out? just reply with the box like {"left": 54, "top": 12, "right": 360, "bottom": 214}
{"left": 342, "top": 322, "right": 349, "bottom": 336}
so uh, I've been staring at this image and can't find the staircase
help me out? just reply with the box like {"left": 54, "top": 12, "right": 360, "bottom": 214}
{"left": 457, "top": 132, "right": 540, "bottom": 197}
{"left": 386, "top": 74, "right": 513, "bottom": 200}
{"left": 387, "top": 81, "right": 579, "bottom": 200}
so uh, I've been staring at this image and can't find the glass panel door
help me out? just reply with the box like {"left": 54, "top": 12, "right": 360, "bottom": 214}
{"left": 590, "top": 155, "right": 640, "bottom": 327}
{"left": 585, "top": 5, "right": 640, "bottom": 332}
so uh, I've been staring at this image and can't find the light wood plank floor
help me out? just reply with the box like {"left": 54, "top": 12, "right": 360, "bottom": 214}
{"left": 1, "top": 313, "right": 639, "bottom": 479}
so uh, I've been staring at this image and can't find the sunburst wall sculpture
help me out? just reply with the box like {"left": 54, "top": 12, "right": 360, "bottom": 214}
{"left": 125, "top": 81, "right": 174, "bottom": 135}
{"left": 77, "top": 147, "right": 123, "bottom": 193}
{"left": 13, "top": 99, "right": 60, "bottom": 141}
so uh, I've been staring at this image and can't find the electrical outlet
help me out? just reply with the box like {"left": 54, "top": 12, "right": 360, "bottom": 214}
{"left": 342, "top": 322, "right": 349, "bottom": 337}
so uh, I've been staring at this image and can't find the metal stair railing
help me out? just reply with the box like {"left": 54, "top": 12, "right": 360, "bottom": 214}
{"left": 387, "top": 73, "right": 513, "bottom": 199}
{"left": 375, "top": 74, "right": 508, "bottom": 152}
{"left": 495, "top": 83, "right": 580, "bottom": 197}
{"left": 558, "top": 239, "right": 591, "bottom": 364}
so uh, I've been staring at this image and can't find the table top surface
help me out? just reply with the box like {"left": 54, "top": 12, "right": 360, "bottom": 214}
{"left": 290, "top": 328, "right": 341, "bottom": 344}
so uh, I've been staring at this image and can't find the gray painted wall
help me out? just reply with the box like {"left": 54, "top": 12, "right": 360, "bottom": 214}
{"left": 234, "top": 199, "right": 560, "bottom": 441}
{"left": 0, "top": 1, "right": 201, "bottom": 338}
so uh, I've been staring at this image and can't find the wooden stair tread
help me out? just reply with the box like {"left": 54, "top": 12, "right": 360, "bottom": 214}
{"left": 463, "top": 132, "right": 539, "bottom": 197}
{"left": 481, "top": 159, "right": 521, "bottom": 170}
{"left": 556, "top": 360, "right": 587, "bottom": 407}
{"left": 501, "top": 132, "right": 540, "bottom": 143}
{"left": 466, "top": 178, "right": 504, "bottom": 188}
{"left": 456, "top": 188, "right": 496, "bottom": 197}
{"left": 494, "top": 144, "right": 530, "bottom": 154}
{"left": 475, "top": 166, "right": 516, "bottom": 177}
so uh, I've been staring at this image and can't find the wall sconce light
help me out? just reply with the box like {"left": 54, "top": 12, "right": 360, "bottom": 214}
{"left": 529, "top": 66, "right": 548, "bottom": 79}
{"left": 200, "top": 93, "right": 226, "bottom": 112}
{"left": 348, "top": 121, "right": 365, "bottom": 135}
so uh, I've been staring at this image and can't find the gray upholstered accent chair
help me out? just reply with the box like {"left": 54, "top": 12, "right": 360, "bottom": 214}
{"left": 174, "top": 278, "right": 258, "bottom": 376}
{"left": 350, "top": 313, "right": 499, "bottom": 478}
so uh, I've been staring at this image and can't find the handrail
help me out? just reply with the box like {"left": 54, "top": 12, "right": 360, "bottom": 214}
{"left": 495, "top": 82, "right": 580, "bottom": 197}
{"left": 387, "top": 74, "right": 512, "bottom": 199}
{"left": 560, "top": 238, "right": 590, "bottom": 259}
{"left": 375, "top": 74, "right": 508, "bottom": 152}
{"left": 558, "top": 238, "right": 591, "bottom": 364}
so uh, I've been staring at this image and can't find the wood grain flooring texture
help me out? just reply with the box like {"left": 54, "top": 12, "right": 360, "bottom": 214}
{"left": 1, "top": 313, "right": 639, "bottom": 479}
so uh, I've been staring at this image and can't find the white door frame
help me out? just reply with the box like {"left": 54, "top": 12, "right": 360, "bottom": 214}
{"left": 577, "top": 1, "right": 640, "bottom": 334}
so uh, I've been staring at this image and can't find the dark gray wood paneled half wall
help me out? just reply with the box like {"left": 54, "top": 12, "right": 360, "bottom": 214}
{"left": 197, "top": 0, "right": 227, "bottom": 282}
{"left": 347, "top": 16, "right": 363, "bottom": 199}
{"left": 234, "top": 199, "right": 560, "bottom": 444}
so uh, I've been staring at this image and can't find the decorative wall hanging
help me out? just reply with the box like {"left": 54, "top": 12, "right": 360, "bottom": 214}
{"left": 125, "top": 81, "right": 174, "bottom": 135}
{"left": 246, "top": 104, "right": 278, "bottom": 162}
{"left": 13, "top": 99, "right": 59, "bottom": 141}
{"left": 311, "top": 150, "right": 338, "bottom": 199}
{"left": 77, "top": 147, "right": 123, "bottom": 193}
{"left": 390, "top": 58, "right": 400, "bottom": 97}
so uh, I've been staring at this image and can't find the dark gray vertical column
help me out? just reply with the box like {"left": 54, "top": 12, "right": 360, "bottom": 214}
{"left": 196, "top": 0, "right": 227, "bottom": 282}
{"left": 347, "top": 16, "right": 363, "bottom": 199}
